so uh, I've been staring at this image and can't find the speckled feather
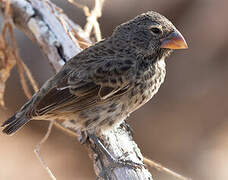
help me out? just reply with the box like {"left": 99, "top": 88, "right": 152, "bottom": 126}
{"left": 2, "top": 11, "right": 177, "bottom": 134}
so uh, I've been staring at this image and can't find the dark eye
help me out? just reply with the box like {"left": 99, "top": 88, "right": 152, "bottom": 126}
{"left": 150, "top": 27, "right": 162, "bottom": 34}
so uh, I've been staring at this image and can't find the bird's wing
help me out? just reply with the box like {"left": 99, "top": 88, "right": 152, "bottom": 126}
{"left": 33, "top": 58, "right": 136, "bottom": 116}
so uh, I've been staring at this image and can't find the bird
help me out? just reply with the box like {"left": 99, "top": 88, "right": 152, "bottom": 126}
{"left": 2, "top": 11, "right": 187, "bottom": 138}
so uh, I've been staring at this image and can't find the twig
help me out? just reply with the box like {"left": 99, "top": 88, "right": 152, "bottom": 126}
{"left": 58, "top": 15, "right": 80, "bottom": 48}
{"left": 143, "top": 157, "right": 191, "bottom": 180}
{"left": 54, "top": 121, "right": 78, "bottom": 138}
{"left": 1, "top": 1, "right": 33, "bottom": 98}
{"left": 89, "top": 0, "right": 104, "bottom": 41}
{"left": 0, "top": 0, "right": 38, "bottom": 102}
{"left": 68, "top": 0, "right": 105, "bottom": 42}
{"left": 0, "top": 3, "right": 16, "bottom": 106}
{"left": 34, "top": 120, "right": 56, "bottom": 180}
{"left": 67, "top": 0, "right": 90, "bottom": 16}
{"left": 21, "top": 60, "right": 39, "bottom": 93}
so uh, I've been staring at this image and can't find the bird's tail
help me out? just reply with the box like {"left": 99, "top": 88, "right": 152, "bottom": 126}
{"left": 1, "top": 99, "right": 34, "bottom": 135}
{"left": 1, "top": 112, "right": 29, "bottom": 135}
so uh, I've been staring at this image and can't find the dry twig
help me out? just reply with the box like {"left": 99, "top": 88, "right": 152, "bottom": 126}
{"left": 143, "top": 157, "right": 191, "bottom": 180}
{"left": 0, "top": 0, "right": 16, "bottom": 107}
{"left": 68, "top": 0, "right": 105, "bottom": 42}
{"left": 0, "top": 0, "right": 38, "bottom": 106}
{"left": 0, "top": 0, "right": 38, "bottom": 104}
{"left": 0, "top": 32, "right": 15, "bottom": 107}
{"left": 34, "top": 120, "right": 56, "bottom": 180}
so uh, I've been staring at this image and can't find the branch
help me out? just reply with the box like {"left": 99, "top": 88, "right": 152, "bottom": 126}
{"left": 0, "top": 0, "right": 152, "bottom": 179}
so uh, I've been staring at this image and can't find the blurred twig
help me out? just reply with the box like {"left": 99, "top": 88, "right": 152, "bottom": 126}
{"left": 34, "top": 120, "right": 56, "bottom": 180}
{"left": 0, "top": 0, "right": 38, "bottom": 107}
{"left": 0, "top": 32, "right": 15, "bottom": 107}
{"left": 143, "top": 157, "right": 191, "bottom": 180}
{"left": 68, "top": 0, "right": 105, "bottom": 42}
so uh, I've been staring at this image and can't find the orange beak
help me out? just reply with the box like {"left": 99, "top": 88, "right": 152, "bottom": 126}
{"left": 160, "top": 30, "right": 188, "bottom": 49}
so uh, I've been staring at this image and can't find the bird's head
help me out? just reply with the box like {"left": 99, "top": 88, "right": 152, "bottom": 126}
{"left": 111, "top": 11, "right": 188, "bottom": 59}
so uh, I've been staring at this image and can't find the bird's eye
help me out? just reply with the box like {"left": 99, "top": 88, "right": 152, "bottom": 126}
{"left": 150, "top": 27, "right": 162, "bottom": 34}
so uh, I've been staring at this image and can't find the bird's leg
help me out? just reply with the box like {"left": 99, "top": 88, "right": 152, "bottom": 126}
{"left": 34, "top": 120, "right": 56, "bottom": 180}
{"left": 88, "top": 133, "right": 143, "bottom": 178}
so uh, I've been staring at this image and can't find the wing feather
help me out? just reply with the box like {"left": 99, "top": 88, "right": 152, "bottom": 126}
{"left": 32, "top": 57, "right": 135, "bottom": 117}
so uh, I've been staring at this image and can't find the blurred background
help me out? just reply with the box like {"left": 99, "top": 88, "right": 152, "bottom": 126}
{"left": 1, "top": 0, "right": 228, "bottom": 179}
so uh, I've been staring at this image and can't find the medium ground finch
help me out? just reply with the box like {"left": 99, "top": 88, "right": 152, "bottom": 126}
{"left": 2, "top": 11, "right": 187, "bottom": 138}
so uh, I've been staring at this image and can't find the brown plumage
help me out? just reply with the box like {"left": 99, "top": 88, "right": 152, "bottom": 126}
{"left": 2, "top": 11, "right": 187, "bottom": 135}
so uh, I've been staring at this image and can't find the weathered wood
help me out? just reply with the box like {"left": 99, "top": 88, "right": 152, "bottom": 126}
{"left": 0, "top": 0, "right": 152, "bottom": 179}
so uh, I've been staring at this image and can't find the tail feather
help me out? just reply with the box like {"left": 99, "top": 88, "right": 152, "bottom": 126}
{"left": 2, "top": 113, "right": 29, "bottom": 135}
{"left": 2, "top": 97, "right": 35, "bottom": 135}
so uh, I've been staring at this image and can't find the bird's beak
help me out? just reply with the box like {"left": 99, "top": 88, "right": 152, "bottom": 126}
{"left": 160, "top": 30, "right": 188, "bottom": 49}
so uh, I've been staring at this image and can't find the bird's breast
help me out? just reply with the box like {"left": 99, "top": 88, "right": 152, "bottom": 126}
{"left": 144, "top": 58, "right": 166, "bottom": 97}
{"left": 127, "top": 58, "right": 166, "bottom": 112}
